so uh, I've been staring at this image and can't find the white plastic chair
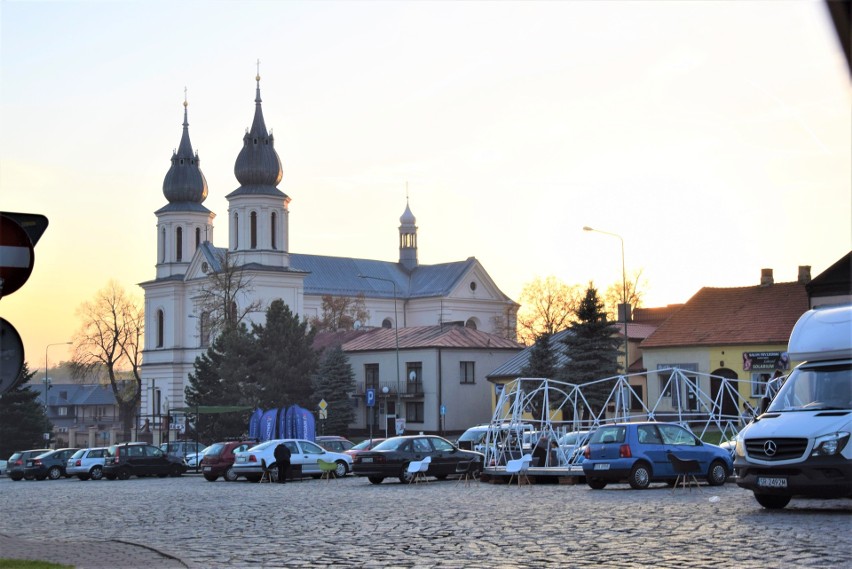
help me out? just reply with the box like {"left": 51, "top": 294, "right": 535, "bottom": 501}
{"left": 407, "top": 456, "right": 431, "bottom": 484}
{"left": 506, "top": 454, "right": 532, "bottom": 486}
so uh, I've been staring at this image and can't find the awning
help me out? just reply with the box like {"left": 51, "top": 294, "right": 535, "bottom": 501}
{"left": 170, "top": 405, "right": 254, "bottom": 415}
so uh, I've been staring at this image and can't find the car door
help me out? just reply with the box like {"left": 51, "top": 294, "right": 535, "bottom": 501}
{"left": 657, "top": 424, "right": 706, "bottom": 472}
{"left": 294, "top": 440, "right": 326, "bottom": 474}
{"left": 635, "top": 424, "right": 670, "bottom": 475}
{"left": 427, "top": 437, "right": 456, "bottom": 475}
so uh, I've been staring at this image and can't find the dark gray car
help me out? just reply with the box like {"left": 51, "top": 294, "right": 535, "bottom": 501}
{"left": 6, "top": 449, "right": 50, "bottom": 481}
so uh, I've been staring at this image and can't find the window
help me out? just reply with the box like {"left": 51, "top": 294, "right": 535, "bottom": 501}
{"left": 156, "top": 310, "right": 164, "bottom": 348}
{"left": 460, "top": 361, "right": 475, "bottom": 384}
{"left": 630, "top": 385, "right": 645, "bottom": 411}
{"left": 412, "top": 437, "right": 431, "bottom": 452}
{"left": 58, "top": 407, "right": 68, "bottom": 416}
{"left": 195, "top": 227, "right": 201, "bottom": 249}
{"left": 175, "top": 227, "right": 183, "bottom": 262}
{"left": 751, "top": 372, "right": 772, "bottom": 397}
{"left": 381, "top": 318, "right": 393, "bottom": 329}
{"left": 160, "top": 227, "right": 165, "bottom": 263}
{"left": 200, "top": 311, "right": 211, "bottom": 348}
{"left": 233, "top": 213, "right": 239, "bottom": 249}
{"left": 407, "top": 363, "right": 422, "bottom": 395}
{"left": 271, "top": 212, "right": 277, "bottom": 249}
{"left": 365, "top": 364, "right": 379, "bottom": 390}
{"left": 658, "top": 364, "right": 698, "bottom": 408}
{"left": 250, "top": 211, "right": 257, "bottom": 249}
{"left": 406, "top": 402, "right": 424, "bottom": 423}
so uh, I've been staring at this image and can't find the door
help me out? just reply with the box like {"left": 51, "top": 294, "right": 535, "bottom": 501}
{"left": 658, "top": 424, "right": 706, "bottom": 471}
{"left": 427, "top": 437, "right": 455, "bottom": 475}
{"left": 294, "top": 441, "right": 325, "bottom": 473}
{"left": 635, "top": 424, "right": 670, "bottom": 476}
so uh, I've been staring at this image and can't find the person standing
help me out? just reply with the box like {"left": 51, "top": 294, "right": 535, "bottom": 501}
{"left": 274, "top": 442, "right": 291, "bottom": 484}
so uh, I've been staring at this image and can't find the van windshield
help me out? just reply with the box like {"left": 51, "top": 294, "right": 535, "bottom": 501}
{"left": 767, "top": 362, "right": 852, "bottom": 412}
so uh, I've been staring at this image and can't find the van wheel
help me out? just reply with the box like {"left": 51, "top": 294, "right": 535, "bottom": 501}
{"left": 628, "top": 462, "right": 651, "bottom": 489}
{"left": 754, "top": 493, "right": 791, "bottom": 509}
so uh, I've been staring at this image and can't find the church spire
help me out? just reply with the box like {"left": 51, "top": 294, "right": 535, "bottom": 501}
{"left": 399, "top": 192, "right": 418, "bottom": 271}
{"left": 162, "top": 89, "right": 208, "bottom": 205}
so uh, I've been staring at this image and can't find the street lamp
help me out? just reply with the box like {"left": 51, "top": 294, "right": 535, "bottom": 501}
{"left": 44, "top": 342, "right": 71, "bottom": 412}
{"left": 358, "top": 274, "right": 401, "bottom": 431}
{"left": 582, "top": 226, "right": 629, "bottom": 375}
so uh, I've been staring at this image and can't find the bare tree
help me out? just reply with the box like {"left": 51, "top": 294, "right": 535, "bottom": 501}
{"left": 71, "top": 280, "right": 143, "bottom": 434}
{"left": 195, "top": 250, "right": 262, "bottom": 336}
{"left": 516, "top": 276, "right": 583, "bottom": 346}
{"left": 603, "top": 268, "right": 647, "bottom": 322}
{"left": 310, "top": 294, "right": 370, "bottom": 332}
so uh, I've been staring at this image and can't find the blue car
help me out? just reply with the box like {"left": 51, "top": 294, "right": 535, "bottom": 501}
{"left": 582, "top": 422, "right": 733, "bottom": 490}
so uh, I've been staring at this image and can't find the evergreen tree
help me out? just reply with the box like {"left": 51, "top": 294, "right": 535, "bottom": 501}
{"left": 185, "top": 326, "right": 255, "bottom": 441}
{"left": 252, "top": 299, "right": 319, "bottom": 409}
{"left": 560, "top": 285, "right": 622, "bottom": 412}
{"left": 0, "top": 364, "right": 52, "bottom": 457}
{"left": 312, "top": 345, "right": 356, "bottom": 436}
{"left": 520, "top": 332, "right": 560, "bottom": 415}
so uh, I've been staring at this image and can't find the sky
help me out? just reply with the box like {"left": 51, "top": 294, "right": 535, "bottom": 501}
{"left": 1, "top": 1, "right": 850, "bottom": 372}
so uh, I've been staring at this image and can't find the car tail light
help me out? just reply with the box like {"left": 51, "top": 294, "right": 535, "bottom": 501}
{"left": 33, "top": 459, "right": 42, "bottom": 466}
{"left": 619, "top": 444, "right": 632, "bottom": 458}
{"left": 248, "top": 454, "right": 257, "bottom": 463}
{"left": 75, "top": 460, "right": 82, "bottom": 466}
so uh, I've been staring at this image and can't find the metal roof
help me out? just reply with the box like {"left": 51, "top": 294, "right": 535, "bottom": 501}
{"left": 340, "top": 325, "right": 524, "bottom": 352}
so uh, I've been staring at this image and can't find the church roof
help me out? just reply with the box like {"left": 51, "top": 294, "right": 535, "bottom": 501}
{"left": 340, "top": 325, "right": 523, "bottom": 352}
{"left": 161, "top": 98, "right": 209, "bottom": 206}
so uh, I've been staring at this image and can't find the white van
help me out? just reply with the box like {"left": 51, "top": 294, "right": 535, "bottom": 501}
{"left": 734, "top": 304, "right": 852, "bottom": 509}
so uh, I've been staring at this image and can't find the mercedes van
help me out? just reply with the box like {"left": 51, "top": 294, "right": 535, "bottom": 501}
{"left": 734, "top": 304, "right": 852, "bottom": 509}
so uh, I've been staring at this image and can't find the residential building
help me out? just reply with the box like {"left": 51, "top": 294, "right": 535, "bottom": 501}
{"left": 29, "top": 383, "right": 122, "bottom": 448}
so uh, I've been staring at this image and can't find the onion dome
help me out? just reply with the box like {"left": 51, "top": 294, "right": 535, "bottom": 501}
{"left": 230, "top": 72, "right": 284, "bottom": 196}
{"left": 400, "top": 200, "right": 416, "bottom": 226}
{"left": 162, "top": 97, "right": 208, "bottom": 204}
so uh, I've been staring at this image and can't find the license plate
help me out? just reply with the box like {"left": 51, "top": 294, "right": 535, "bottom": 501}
{"left": 361, "top": 458, "right": 373, "bottom": 463}
{"left": 594, "top": 463, "right": 610, "bottom": 470}
{"left": 757, "top": 476, "right": 787, "bottom": 488}
{"left": 236, "top": 457, "right": 246, "bottom": 463}
{"left": 203, "top": 466, "right": 211, "bottom": 472}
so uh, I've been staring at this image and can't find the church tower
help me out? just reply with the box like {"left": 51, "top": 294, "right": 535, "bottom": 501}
{"left": 399, "top": 198, "right": 418, "bottom": 271}
{"left": 155, "top": 95, "right": 214, "bottom": 279}
{"left": 225, "top": 70, "right": 290, "bottom": 268}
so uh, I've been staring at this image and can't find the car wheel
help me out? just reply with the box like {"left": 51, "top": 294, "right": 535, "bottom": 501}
{"left": 204, "top": 473, "right": 218, "bottom": 482}
{"left": 10, "top": 473, "right": 22, "bottom": 481}
{"left": 368, "top": 476, "right": 385, "bottom": 485}
{"left": 89, "top": 466, "right": 103, "bottom": 481}
{"left": 707, "top": 459, "right": 728, "bottom": 486}
{"left": 334, "top": 461, "right": 348, "bottom": 478}
{"left": 399, "top": 463, "right": 415, "bottom": 484}
{"left": 587, "top": 478, "right": 607, "bottom": 490}
{"left": 628, "top": 462, "right": 651, "bottom": 489}
{"left": 754, "top": 493, "right": 791, "bottom": 509}
{"left": 78, "top": 474, "right": 90, "bottom": 481}
{"left": 47, "top": 466, "right": 62, "bottom": 480}
{"left": 169, "top": 465, "right": 183, "bottom": 477}
{"left": 117, "top": 468, "right": 131, "bottom": 480}
{"left": 224, "top": 467, "right": 238, "bottom": 482}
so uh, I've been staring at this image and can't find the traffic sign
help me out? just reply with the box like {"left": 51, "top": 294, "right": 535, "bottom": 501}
{"left": 318, "top": 398, "right": 328, "bottom": 410}
{"left": 366, "top": 388, "right": 376, "bottom": 407}
{"left": 440, "top": 404, "right": 446, "bottom": 416}
{"left": 0, "top": 317, "right": 24, "bottom": 395}
{"left": 0, "top": 214, "right": 36, "bottom": 298}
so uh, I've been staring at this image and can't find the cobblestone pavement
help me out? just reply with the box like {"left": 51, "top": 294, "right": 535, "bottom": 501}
{"left": 1, "top": 473, "right": 850, "bottom": 569}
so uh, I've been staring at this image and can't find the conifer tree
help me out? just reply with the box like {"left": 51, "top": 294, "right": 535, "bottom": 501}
{"left": 312, "top": 345, "right": 356, "bottom": 436}
{"left": 251, "top": 299, "right": 319, "bottom": 409}
{"left": 0, "top": 364, "right": 52, "bottom": 457}
{"left": 561, "top": 284, "right": 622, "bottom": 413}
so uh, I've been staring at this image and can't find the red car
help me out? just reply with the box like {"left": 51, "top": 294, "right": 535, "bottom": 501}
{"left": 200, "top": 440, "right": 257, "bottom": 482}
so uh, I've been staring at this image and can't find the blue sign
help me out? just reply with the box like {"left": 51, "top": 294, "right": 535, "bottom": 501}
{"left": 440, "top": 404, "right": 446, "bottom": 416}
{"left": 366, "top": 388, "right": 376, "bottom": 407}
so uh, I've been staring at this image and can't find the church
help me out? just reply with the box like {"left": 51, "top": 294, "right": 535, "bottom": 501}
{"left": 139, "top": 73, "right": 519, "bottom": 421}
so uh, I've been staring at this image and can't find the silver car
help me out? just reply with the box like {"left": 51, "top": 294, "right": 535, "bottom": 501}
{"left": 233, "top": 439, "right": 353, "bottom": 481}
{"left": 66, "top": 447, "right": 108, "bottom": 481}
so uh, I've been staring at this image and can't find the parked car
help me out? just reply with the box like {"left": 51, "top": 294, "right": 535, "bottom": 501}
{"left": 582, "top": 422, "right": 733, "bottom": 490}
{"left": 23, "top": 448, "right": 80, "bottom": 480}
{"left": 352, "top": 434, "right": 485, "bottom": 484}
{"left": 316, "top": 436, "right": 355, "bottom": 453}
{"left": 6, "top": 449, "right": 51, "bottom": 481}
{"left": 66, "top": 447, "right": 108, "bottom": 480}
{"left": 103, "top": 442, "right": 188, "bottom": 480}
{"left": 200, "top": 440, "right": 257, "bottom": 482}
{"left": 160, "top": 441, "right": 206, "bottom": 462}
{"left": 185, "top": 446, "right": 210, "bottom": 469}
{"left": 232, "top": 439, "right": 353, "bottom": 481}
{"left": 345, "top": 438, "right": 387, "bottom": 458}
{"left": 557, "top": 430, "right": 593, "bottom": 466}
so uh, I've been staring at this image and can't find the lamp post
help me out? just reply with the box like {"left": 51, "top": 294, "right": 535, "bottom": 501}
{"left": 44, "top": 342, "right": 71, "bottom": 412}
{"left": 358, "top": 274, "right": 401, "bottom": 431}
{"left": 583, "top": 226, "right": 629, "bottom": 375}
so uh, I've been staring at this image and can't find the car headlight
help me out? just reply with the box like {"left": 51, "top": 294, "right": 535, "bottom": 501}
{"left": 811, "top": 432, "right": 850, "bottom": 457}
{"left": 734, "top": 437, "right": 745, "bottom": 458}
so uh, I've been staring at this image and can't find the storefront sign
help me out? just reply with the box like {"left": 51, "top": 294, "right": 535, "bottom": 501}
{"left": 742, "top": 351, "right": 789, "bottom": 371}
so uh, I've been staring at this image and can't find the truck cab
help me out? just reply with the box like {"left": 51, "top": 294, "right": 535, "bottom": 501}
{"left": 734, "top": 304, "right": 852, "bottom": 509}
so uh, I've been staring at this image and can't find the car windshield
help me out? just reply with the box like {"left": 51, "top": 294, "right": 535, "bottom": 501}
{"left": 457, "top": 429, "right": 486, "bottom": 443}
{"left": 351, "top": 439, "right": 381, "bottom": 450}
{"left": 9, "top": 453, "right": 21, "bottom": 461}
{"left": 372, "top": 438, "right": 406, "bottom": 451}
{"left": 767, "top": 362, "right": 852, "bottom": 412}
{"left": 590, "top": 426, "right": 626, "bottom": 444}
{"left": 205, "top": 443, "right": 225, "bottom": 456}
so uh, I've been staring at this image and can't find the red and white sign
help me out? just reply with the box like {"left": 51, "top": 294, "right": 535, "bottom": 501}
{"left": 0, "top": 214, "right": 34, "bottom": 297}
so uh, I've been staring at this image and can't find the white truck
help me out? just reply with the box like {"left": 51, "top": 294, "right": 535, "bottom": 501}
{"left": 734, "top": 304, "right": 852, "bottom": 509}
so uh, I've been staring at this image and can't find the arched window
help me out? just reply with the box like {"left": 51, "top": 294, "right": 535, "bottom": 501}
{"left": 465, "top": 318, "right": 478, "bottom": 330}
{"left": 200, "top": 311, "right": 211, "bottom": 348}
{"left": 250, "top": 211, "right": 258, "bottom": 249}
{"left": 382, "top": 318, "right": 393, "bottom": 329}
{"left": 175, "top": 227, "right": 183, "bottom": 262}
{"left": 195, "top": 227, "right": 201, "bottom": 249}
{"left": 233, "top": 213, "right": 239, "bottom": 249}
{"left": 271, "top": 212, "right": 277, "bottom": 250}
{"left": 160, "top": 227, "right": 165, "bottom": 263}
{"left": 156, "top": 310, "right": 164, "bottom": 348}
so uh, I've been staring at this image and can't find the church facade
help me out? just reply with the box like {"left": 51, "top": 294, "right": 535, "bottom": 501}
{"left": 139, "top": 74, "right": 519, "bottom": 421}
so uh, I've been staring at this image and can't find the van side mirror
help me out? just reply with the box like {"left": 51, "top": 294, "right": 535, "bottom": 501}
{"left": 759, "top": 396, "right": 771, "bottom": 414}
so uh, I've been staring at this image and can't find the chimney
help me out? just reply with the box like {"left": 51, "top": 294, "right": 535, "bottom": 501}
{"left": 760, "top": 268, "right": 774, "bottom": 286}
{"left": 798, "top": 265, "right": 811, "bottom": 284}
